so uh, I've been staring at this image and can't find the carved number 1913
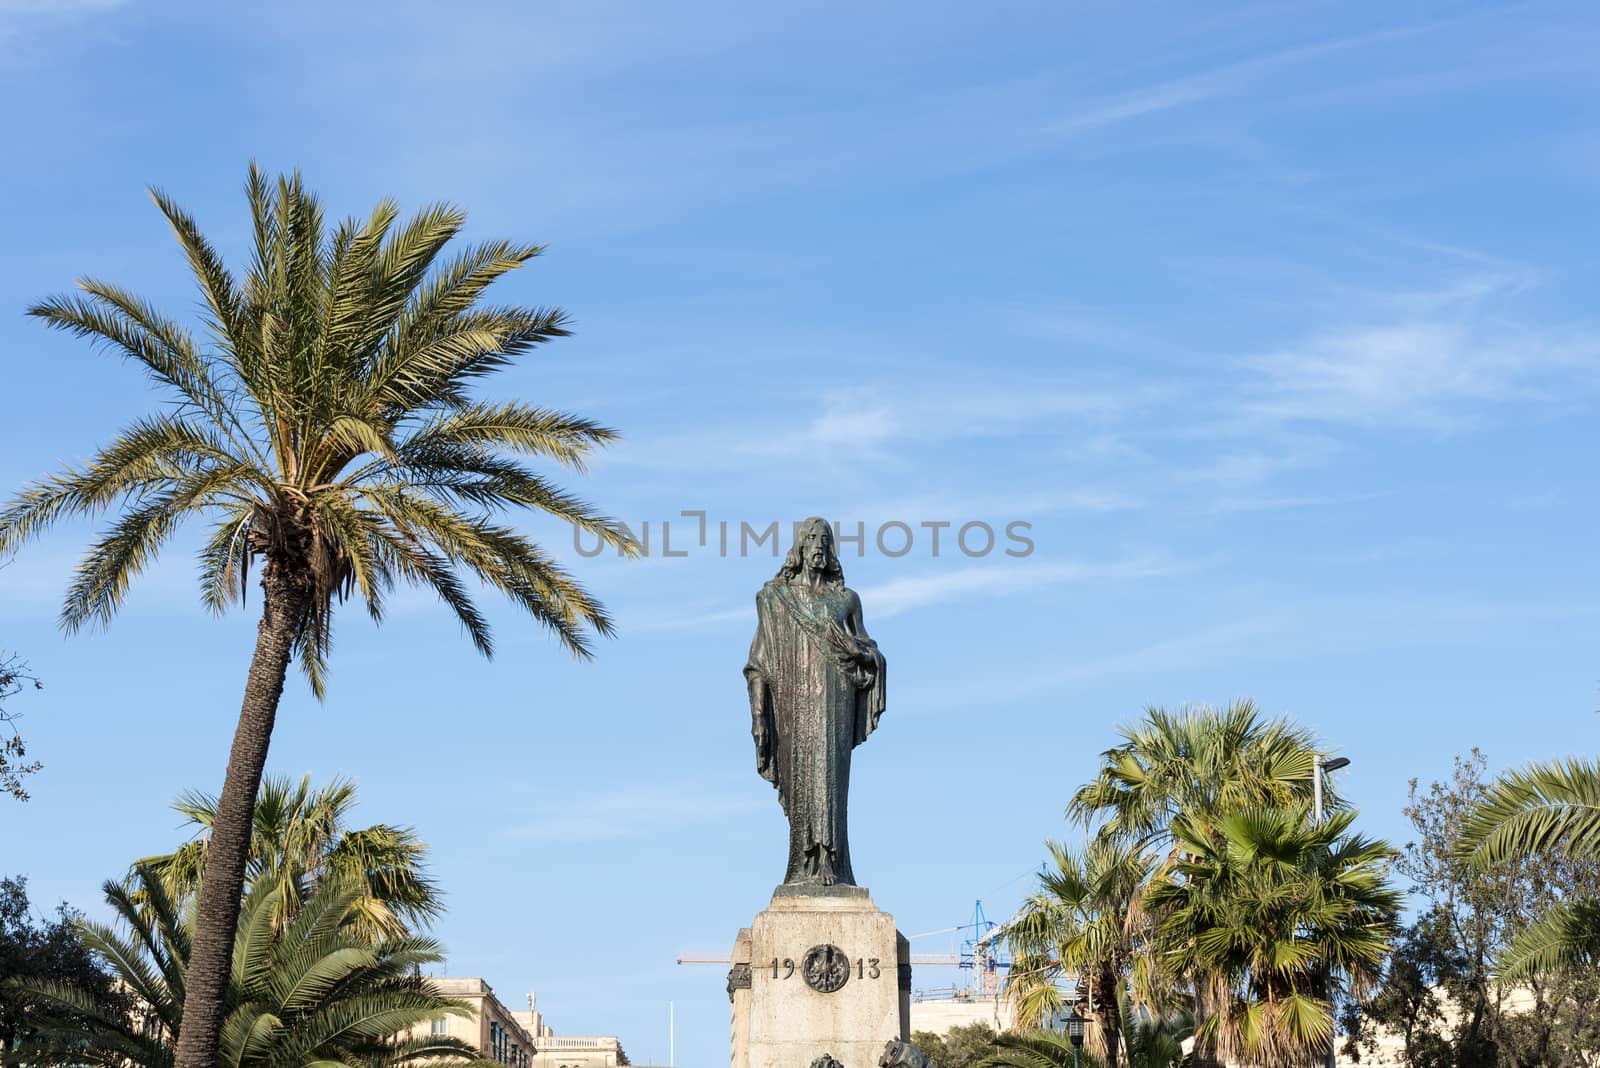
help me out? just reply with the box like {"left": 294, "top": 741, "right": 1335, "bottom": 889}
{"left": 769, "top": 957, "right": 880, "bottom": 979}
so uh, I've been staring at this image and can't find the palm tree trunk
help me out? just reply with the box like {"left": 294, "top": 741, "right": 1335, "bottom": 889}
{"left": 172, "top": 564, "right": 305, "bottom": 1068}
{"left": 1096, "top": 968, "right": 1122, "bottom": 1068}
{"left": 1191, "top": 983, "right": 1222, "bottom": 1068}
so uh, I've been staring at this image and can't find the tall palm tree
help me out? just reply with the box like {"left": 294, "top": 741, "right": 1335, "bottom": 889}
{"left": 1006, "top": 839, "right": 1155, "bottom": 1068}
{"left": 6, "top": 866, "right": 488, "bottom": 1068}
{"left": 140, "top": 774, "right": 440, "bottom": 941}
{"left": 1069, "top": 702, "right": 1330, "bottom": 849}
{"left": 1066, "top": 701, "right": 1333, "bottom": 1065}
{"left": 0, "top": 166, "right": 636, "bottom": 1068}
{"left": 1146, "top": 807, "right": 1398, "bottom": 1068}
{"left": 1456, "top": 757, "right": 1600, "bottom": 978}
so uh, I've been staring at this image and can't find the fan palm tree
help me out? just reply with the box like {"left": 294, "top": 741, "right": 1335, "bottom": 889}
{"left": 0, "top": 166, "right": 636, "bottom": 1068}
{"left": 1066, "top": 702, "right": 1335, "bottom": 1065}
{"left": 1456, "top": 757, "right": 1600, "bottom": 978}
{"left": 5, "top": 867, "right": 487, "bottom": 1068}
{"left": 1069, "top": 702, "right": 1331, "bottom": 850}
{"left": 1146, "top": 807, "right": 1398, "bottom": 1068}
{"left": 1006, "top": 839, "right": 1156, "bottom": 1068}
{"left": 140, "top": 774, "right": 440, "bottom": 941}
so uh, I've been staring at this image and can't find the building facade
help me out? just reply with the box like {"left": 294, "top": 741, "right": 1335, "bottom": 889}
{"left": 399, "top": 981, "right": 632, "bottom": 1068}
{"left": 908, "top": 992, "right": 1014, "bottom": 1035}
{"left": 512, "top": 993, "right": 631, "bottom": 1068}
{"left": 400, "top": 978, "right": 536, "bottom": 1068}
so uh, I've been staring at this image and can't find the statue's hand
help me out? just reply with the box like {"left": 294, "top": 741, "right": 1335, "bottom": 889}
{"left": 753, "top": 720, "right": 776, "bottom": 782}
{"left": 827, "top": 622, "right": 875, "bottom": 667}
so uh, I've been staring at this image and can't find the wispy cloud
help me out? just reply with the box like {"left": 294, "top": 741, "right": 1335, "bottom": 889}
{"left": 808, "top": 391, "right": 901, "bottom": 451}
{"left": 916, "top": 592, "right": 1600, "bottom": 713}
{"left": 1244, "top": 319, "right": 1600, "bottom": 431}
{"left": 1029, "top": 18, "right": 1449, "bottom": 148}
{"left": 1037, "top": 73, "right": 1231, "bottom": 139}
{"left": 607, "top": 370, "right": 1160, "bottom": 479}
{"left": 1206, "top": 490, "right": 1393, "bottom": 515}
{"left": 0, "top": 0, "right": 122, "bottom": 12}
{"left": 0, "top": 0, "right": 122, "bottom": 47}
{"left": 505, "top": 785, "right": 761, "bottom": 842}
{"left": 628, "top": 555, "right": 1192, "bottom": 633}
{"left": 861, "top": 554, "right": 1193, "bottom": 618}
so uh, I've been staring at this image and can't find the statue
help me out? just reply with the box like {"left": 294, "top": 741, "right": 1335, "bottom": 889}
{"left": 879, "top": 1040, "right": 932, "bottom": 1068}
{"left": 745, "top": 517, "right": 886, "bottom": 887}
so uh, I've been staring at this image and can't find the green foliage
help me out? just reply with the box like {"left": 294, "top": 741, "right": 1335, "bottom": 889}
{"left": 1006, "top": 839, "right": 1153, "bottom": 1065}
{"left": 138, "top": 774, "right": 440, "bottom": 942}
{"left": 969, "top": 1005, "right": 1191, "bottom": 1068}
{"left": 1069, "top": 700, "right": 1334, "bottom": 850}
{"left": 1117, "top": 996, "right": 1192, "bottom": 1068}
{"left": 1457, "top": 756, "right": 1600, "bottom": 981}
{"left": 1337, "top": 909, "right": 1459, "bottom": 1068}
{"left": 1042, "top": 702, "right": 1394, "bottom": 1068}
{"left": 979, "top": 1029, "right": 1106, "bottom": 1068}
{"left": 1344, "top": 751, "right": 1600, "bottom": 1067}
{"left": 0, "top": 875, "right": 127, "bottom": 1065}
{"left": 0, "top": 650, "right": 43, "bottom": 802}
{"left": 0, "top": 165, "right": 638, "bottom": 696}
{"left": 1148, "top": 807, "right": 1398, "bottom": 1068}
{"left": 912, "top": 1023, "right": 1006, "bottom": 1068}
{"left": 4, "top": 866, "right": 487, "bottom": 1068}
{"left": 1457, "top": 758, "right": 1600, "bottom": 869}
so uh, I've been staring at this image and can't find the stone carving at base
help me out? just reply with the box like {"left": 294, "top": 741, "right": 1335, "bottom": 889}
{"left": 801, "top": 944, "right": 851, "bottom": 993}
{"left": 727, "top": 963, "right": 753, "bottom": 1002}
{"left": 809, "top": 1055, "right": 844, "bottom": 1068}
{"left": 728, "top": 888, "right": 909, "bottom": 1068}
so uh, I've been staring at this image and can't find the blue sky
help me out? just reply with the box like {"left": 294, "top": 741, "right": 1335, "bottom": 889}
{"left": 2, "top": 0, "right": 1598, "bottom": 1063}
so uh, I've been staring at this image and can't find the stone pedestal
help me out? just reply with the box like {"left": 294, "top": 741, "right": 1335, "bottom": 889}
{"left": 729, "top": 887, "right": 910, "bottom": 1068}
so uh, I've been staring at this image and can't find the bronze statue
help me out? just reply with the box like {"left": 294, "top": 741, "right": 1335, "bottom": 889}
{"left": 880, "top": 1040, "right": 933, "bottom": 1068}
{"left": 745, "top": 517, "right": 886, "bottom": 887}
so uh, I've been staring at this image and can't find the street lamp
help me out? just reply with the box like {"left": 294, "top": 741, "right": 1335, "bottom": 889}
{"left": 1313, "top": 755, "right": 1352, "bottom": 1068}
{"left": 1065, "top": 1011, "right": 1085, "bottom": 1068}
{"left": 1048, "top": 1008, "right": 1086, "bottom": 1068}
{"left": 1313, "top": 755, "right": 1351, "bottom": 825}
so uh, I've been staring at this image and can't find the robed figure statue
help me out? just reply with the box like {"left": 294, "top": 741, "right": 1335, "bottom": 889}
{"left": 745, "top": 517, "right": 887, "bottom": 887}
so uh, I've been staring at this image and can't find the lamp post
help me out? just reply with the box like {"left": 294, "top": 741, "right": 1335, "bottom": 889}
{"left": 1050, "top": 1008, "right": 1086, "bottom": 1068}
{"left": 1313, "top": 755, "right": 1351, "bottom": 1068}
{"left": 1313, "top": 755, "right": 1350, "bottom": 825}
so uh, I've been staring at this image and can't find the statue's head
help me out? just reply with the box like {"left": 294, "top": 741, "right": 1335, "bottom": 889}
{"left": 777, "top": 516, "right": 844, "bottom": 586}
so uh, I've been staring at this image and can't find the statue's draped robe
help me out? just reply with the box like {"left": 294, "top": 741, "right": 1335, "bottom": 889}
{"left": 745, "top": 579, "right": 886, "bottom": 886}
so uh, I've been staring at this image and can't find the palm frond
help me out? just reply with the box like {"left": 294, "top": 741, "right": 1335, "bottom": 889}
{"left": 25, "top": 866, "right": 471, "bottom": 1068}
{"left": 1457, "top": 757, "right": 1600, "bottom": 867}
{"left": 60, "top": 464, "right": 257, "bottom": 631}
{"left": 8, "top": 164, "right": 626, "bottom": 699}
{"left": 1495, "top": 896, "right": 1600, "bottom": 980}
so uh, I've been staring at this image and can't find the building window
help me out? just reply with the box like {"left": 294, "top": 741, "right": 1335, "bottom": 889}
{"left": 431, "top": 1018, "right": 448, "bottom": 1036}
